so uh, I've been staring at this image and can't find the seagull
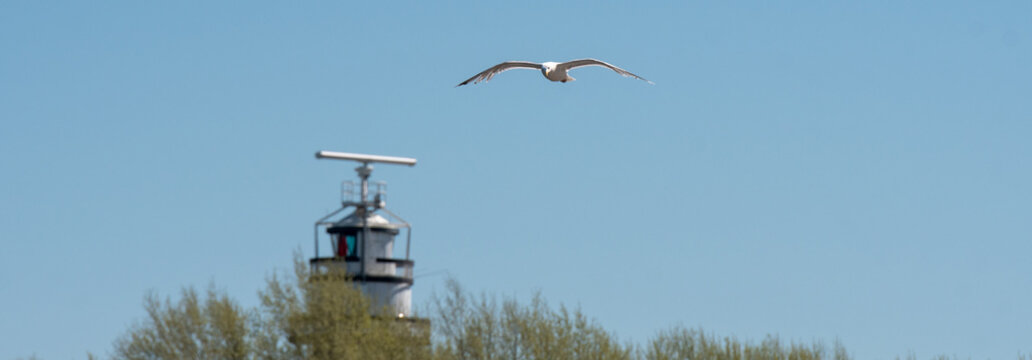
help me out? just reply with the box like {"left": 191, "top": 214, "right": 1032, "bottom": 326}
{"left": 457, "top": 59, "right": 653, "bottom": 86}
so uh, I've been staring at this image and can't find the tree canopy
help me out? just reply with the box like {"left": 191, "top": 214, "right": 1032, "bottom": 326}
{"left": 104, "top": 257, "right": 876, "bottom": 360}
{"left": 113, "top": 257, "right": 428, "bottom": 360}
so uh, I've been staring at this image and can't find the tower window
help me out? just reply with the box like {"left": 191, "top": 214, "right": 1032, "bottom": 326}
{"left": 345, "top": 234, "right": 357, "bottom": 256}
{"left": 337, "top": 232, "right": 358, "bottom": 257}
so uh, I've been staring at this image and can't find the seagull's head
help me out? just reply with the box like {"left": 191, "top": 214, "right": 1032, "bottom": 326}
{"left": 541, "top": 62, "right": 558, "bottom": 75}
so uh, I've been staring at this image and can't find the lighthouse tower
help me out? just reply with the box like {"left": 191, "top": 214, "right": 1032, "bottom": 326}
{"left": 310, "top": 151, "right": 417, "bottom": 317}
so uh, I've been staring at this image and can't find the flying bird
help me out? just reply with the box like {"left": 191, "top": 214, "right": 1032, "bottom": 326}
{"left": 457, "top": 59, "right": 653, "bottom": 86}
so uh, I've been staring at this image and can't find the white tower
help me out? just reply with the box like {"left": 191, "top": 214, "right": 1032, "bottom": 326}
{"left": 310, "top": 151, "right": 417, "bottom": 317}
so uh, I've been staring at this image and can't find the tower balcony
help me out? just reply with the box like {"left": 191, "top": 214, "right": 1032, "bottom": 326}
{"left": 309, "top": 256, "right": 414, "bottom": 284}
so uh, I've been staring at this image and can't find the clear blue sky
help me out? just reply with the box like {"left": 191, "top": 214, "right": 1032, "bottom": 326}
{"left": 2, "top": 1, "right": 1030, "bottom": 359}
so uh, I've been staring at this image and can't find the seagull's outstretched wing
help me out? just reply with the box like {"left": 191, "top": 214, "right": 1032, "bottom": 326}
{"left": 558, "top": 59, "right": 654, "bottom": 84}
{"left": 457, "top": 61, "right": 541, "bottom": 86}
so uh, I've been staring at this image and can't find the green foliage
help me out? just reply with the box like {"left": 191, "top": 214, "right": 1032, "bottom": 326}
{"left": 106, "top": 256, "right": 1027, "bottom": 360}
{"left": 430, "top": 278, "right": 633, "bottom": 360}
{"left": 644, "top": 326, "right": 850, "bottom": 360}
{"left": 251, "top": 256, "right": 429, "bottom": 360}
{"left": 113, "top": 286, "right": 248, "bottom": 360}
{"left": 112, "top": 255, "right": 428, "bottom": 360}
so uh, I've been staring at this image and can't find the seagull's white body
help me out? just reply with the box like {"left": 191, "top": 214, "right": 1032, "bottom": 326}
{"left": 540, "top": 62, "right": 569, "bottom": 82}
{"left": 457, "top": 59, "right": 653, "bottom": 86}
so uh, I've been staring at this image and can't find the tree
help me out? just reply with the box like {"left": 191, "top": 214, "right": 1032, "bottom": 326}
{"left": 430, "top": 279, "right": 633, "bottom": 360}
{"left": 251, "top": 256, "right": 429, "bottom": 360}
{"left": 113, "top": 286, "right": 249, "bottom": 360}
{"left": 111, "top": 256, "right": 870, "bottom": 360}
{"left": 112, "top": 256, "right": 428, "bottom": 360}
{"left": 644, "top": 326, "right": 851, "bottom": 360}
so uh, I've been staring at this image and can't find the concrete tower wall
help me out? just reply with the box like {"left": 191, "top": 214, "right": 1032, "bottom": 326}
{"left": 359, "top": 282, "right": 413, "bottom": 316}
{"left": 362, "top": 230, "right": 396, "bottom": 275}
